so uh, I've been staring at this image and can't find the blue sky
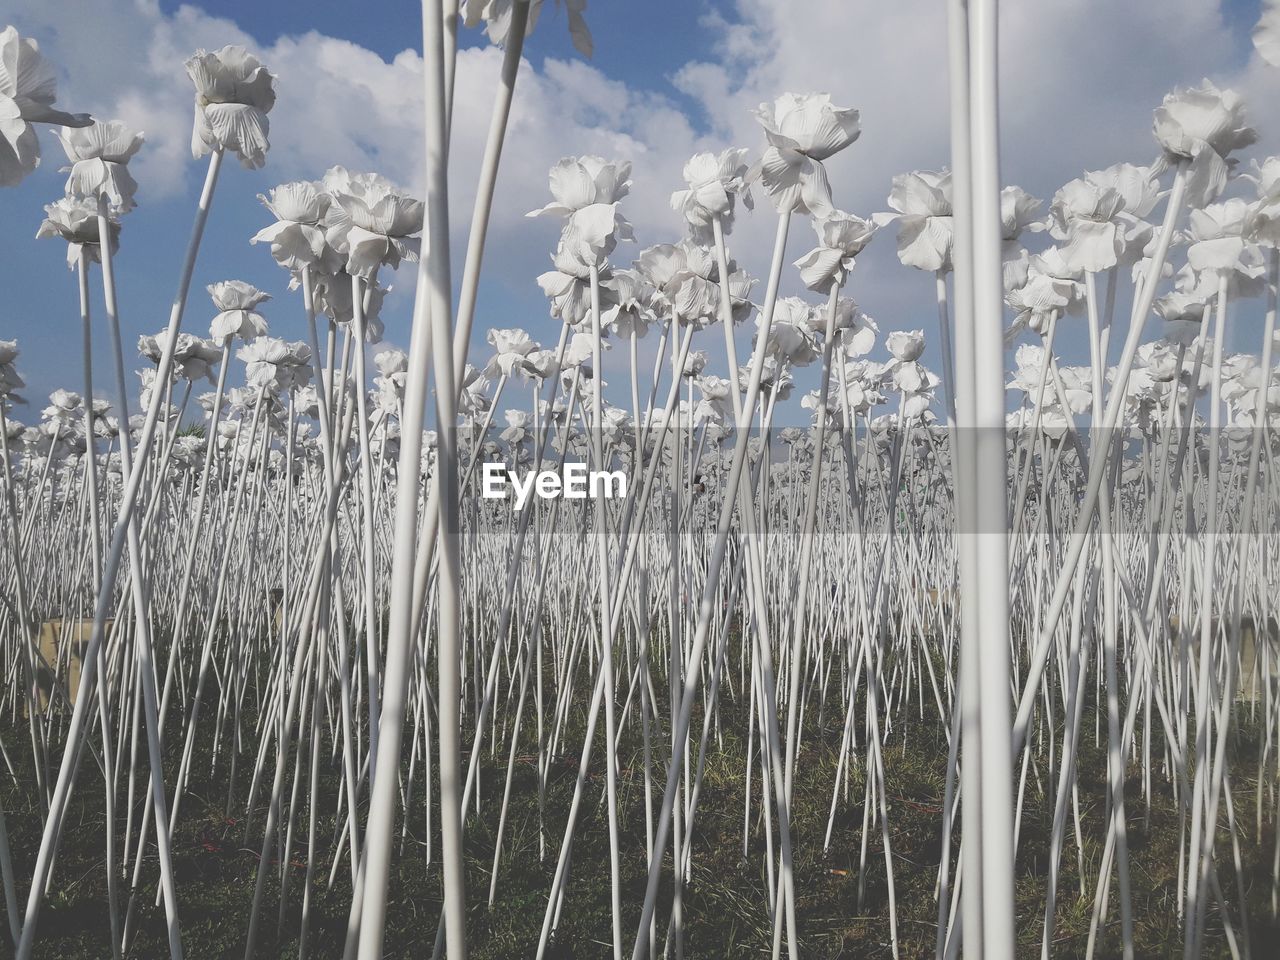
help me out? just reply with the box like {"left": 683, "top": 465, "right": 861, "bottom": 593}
{"left": 3, "top": 0, "right": 1279, "bottom": 424}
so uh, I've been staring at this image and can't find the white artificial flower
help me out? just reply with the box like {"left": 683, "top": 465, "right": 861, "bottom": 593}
{"left": 186, "top": 45, "right": 276, "bottom": 168}
{"left": 0, "top": 26, "right": 92, "bottom": 187}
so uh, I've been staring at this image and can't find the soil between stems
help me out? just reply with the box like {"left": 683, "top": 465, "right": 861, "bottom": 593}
{"left": 2, "top": 641, "right": 1276, "bottom": 959}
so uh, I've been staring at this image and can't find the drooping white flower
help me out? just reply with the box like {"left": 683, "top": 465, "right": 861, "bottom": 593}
{"left": 310, "top": 268, "right": 389, "bottom": 330}
{"left": 537, "top": 244, "right": 616, "bottom": 326}
{"left": 485, "top": 328, "right": 538, "bottom": 378}
{"left": 1253, "top": 0, "right": 1280, "bottom": 67}
{"left": 55, "top": 120, "right": 144, "bottom": 212}
{"left": 670, "top": 148, "right": 753, "bottom": 240}
{"left": 831, "top": 300, "right": 878, "bottom": 358}
{"left": 559, "top": 201, "right": 633, "bottom": 265}
{"left": 886, "top": 329, "right": 925, "bottom": 363}
{"left": 762, "top": 298, "right": 818, "bottom": 366}
{"left": 751, "top": 93, "right": 860, "bottom": 217}
{"left": 208, "top": 280, "right": 271, "bottom": 341}
{"left": 1152, "top": 290, "right": 1209, "bottom": 346}
{"left": 882, "top": 171, "right": 954, "bottom": 272}
{"left": 0, "top": 26, "right": 92, "bottom": 188}
{"left": 1186, "top": 198, "right": 1265, "bottom": 279}
{"left": 464, "top": 0, "right": 593, "bottom": 58}
{"left": 634, "top": 240, "right": 753, "bottom": 327}
{"left": 251, "top": 180, "right": 335, "bottom": 272}
{"left": 238, "top": 336, "right": 297, "bottom": 390}
{"left": 794, "top": 209, "right": 876, "bottom": 292}
{"left": 997, "top": 186, "right": 1046, "bottom": 288}
{"left": 682, "top": 349, "right": 709, "bottom": 378}
{"left": 36, "top": 196, "right": 120, "bottom": 269}
{"left": 172, "top": 334, "right": 223, "bottom": 383}
{"left": 323, "top": 167, "right": 424, "bottom": 278}
{"left": 186, "top": 45, "right": 276, "bottom": 168}
{"left": 601, "top": 268, "right": 658, "bottom": 338}
{"left": 1153, "top": 80, "right": 1255, "bottom": 207}
{"left": 0, "top": 338, "right": 23, "bottom": 404}
{"left": 527, "top": 156, "right": 631, "bottom": 218}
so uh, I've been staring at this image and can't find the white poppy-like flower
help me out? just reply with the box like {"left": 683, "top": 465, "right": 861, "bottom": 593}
{"left": 752, "top": 93, "right": 860, "bottom": 217}
{"left": 762, "top": 298, "right": 818, "bottom": 366}
{"left": 251, "top": 181, "right": 335, "bottom": 272}
{"left": 528, "top": 156, "right": 631, "bottom": 218}
{"left": 561, "top": 331, "right": 608, "bottom": 376}
{"left": 36, "top": 196, "right": 120, "bottom": 269}
{"left": 794, "top": 209, "right": 876, "bottom": 292}
{"left": 500, "top": 408, "right": 533, "bottom": 445}
{"left": 1006, "top": 342, "right": 1051, "bottom": 394}
{"left": 1048, "top": 167, "right": 1155, "bottom": 273}
{"left": 464, "top": 0, "right": 593, "bottom": 58}
{"left": 831, "top": 300, "right": 878, "bottom": 358}
{"left": 186, "top": 45, "right": 276, "bottom": 168}
{"left": 209, "top": 280, "right": 271, "bottom": 340}
{"left": 1246, "top": 157, "right": 1280, "bottom": 248}
{"left": 1048, "top": 178, "right": 1126, "bottom": 272}
{"left": 1254, "top": 1, "right": 1280, "bottom": 67}
{"left": 634, "top": 240, "right": 752, "bottom": 327}
{"left": 682, "top": 349, "right": 708, "bottom": 378}
{"left": 886, "top": 329, "right": 925, "bottom": 363}
{"left": 1087, "top": 164, "right": 1160, "bottom": 219}
{"left": 1153, "top": 81, "right": 1255, "bottom": 207}
{"left": 559, "top": 200, "right": 633, "bottom": 265}
{"left": 521, "top": 349, "right": 561, "bottom": 383}
{"left": 601, "top": 269, "right": 658, "bottom": 338}
{"left": 238, "top": 336, "right": 295, "bottom": 390}
{"left": 0, "top": 339, "right": 23, "bottom": 403}
{"left": 882, "top": 171, "right": 954, "bottom": 272}
{"left": 753, "top": 356, "right": 794, "bottom": 400}
{"left": 998, "top": 185, "right": 1044, "bottom": 287}
{"left": 43, "top": 388, "right": 82, "bottom": 422}
{"left": 484, "top": 328, "right": 538, "bottom": 377}
{"left": 1152, "top": 290, "right": 1209, "bottom": 346}
{"left": 1134, "top": 340, "right": 1184, "bottom": 384}
{"left": 56, "top": 120, "right": 144, "bottom": 212}
{"left": 1186, "top": 198, "right": 1265, "bottom": 278}
{"left": 891, "top": 359, "right": 940, "bottom": 403}
{"left": 694, "top": 375, "right": 735, "bottom": 423}
{"left": 670, "top": 148, "right": 753, "bottom": 239}
{"left": 323, "top": 167, "right": 424, "bottom": 278}
{"left": 536, "top": 244, "right": 616, "bottom": 326}
{"left": 1053, "top": 366, "right": 1094, "bottom": 416}
{"left": 0, "top": 26, "right": 92, "bottom": 188}
{"left": 173, "top": 334, "right": 222, "bottom": 383}
{"left": 310, "top": 269, "right": 389, "bottom": 330}
{"left": 1005, "top": 247, "right": 1084, "bottom": 342}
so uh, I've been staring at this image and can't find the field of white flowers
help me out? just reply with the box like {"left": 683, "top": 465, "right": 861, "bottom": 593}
{"left": 2, "top": 2, "right": 1280, "bottom": 958}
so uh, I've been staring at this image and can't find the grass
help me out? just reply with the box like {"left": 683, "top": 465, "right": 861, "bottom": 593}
{"left": 2, "top": 654, "right": 1276, "bottom": 958}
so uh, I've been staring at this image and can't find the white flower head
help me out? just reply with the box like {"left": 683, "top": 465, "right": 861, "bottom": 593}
{"left": 751, "top": 92, "right": 860, "bottom": 217}
{"left": 208, "top": 280, "right": 271, "bottom": 340}
{"left": 886, "top": 329, "right": 925, "bottom": 363}
{"left": 322, "top": 167, "right": 423, "bottom": 278}
{"left": 186, "top": 45, "right": 276, "bottom": 168}
{"left": 251, "top": 180, "right": 335, "bottom": 272}
{"left": 36, "top": 196, "right": 120, "bottom": 269}
{"left": 56, "top": 120, "right": 144, "bottom": 212}
{"left": 528, "top": 155, "right": 631, "bottom": 219}
{"left": 1153, "top": 80, "right": 1255, "bottom": 207}
{"left": 671, "top": 148, "right": 753, "bottom": 240}
{"left": 882, "top": 171, "right": 954, "bottom": 272}
{"left": 794, "top": 209, "right": 876, "bottom": 292}
{"left": 0, "top": 26, "right": 92, "bottom": 188}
